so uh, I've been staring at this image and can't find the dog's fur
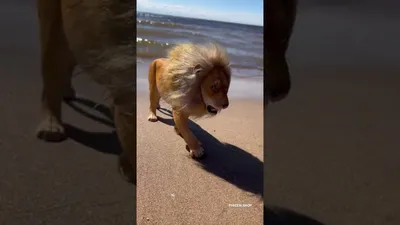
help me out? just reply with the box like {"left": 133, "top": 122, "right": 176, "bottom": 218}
{"left": 147, "top": 43, "right": 231, "bottom": 158}
{"left": 35, "top": 0, "right": 136, "bottom": 184}
{"left": 266, "top": 0, "right": 297, "bottom": 103}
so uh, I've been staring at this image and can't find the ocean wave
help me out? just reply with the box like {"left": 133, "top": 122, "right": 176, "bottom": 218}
{"left": 137, "top": 19, "right": 187, "bottom": 29}
{"left": 137, "top": 28, "right": 185, "bottom": 38}
{"left": 230, "top": 64, "right": 264, "bottom": 71}
{"left": 136, "top": 37, "right": 171, "bottom": 47}
{"left": 137, "top": 51, "right": 165, "bottom": 59}
{"left": 137, "top": 37, "right": 171, "bottom": 58}
{"left": 137, "top": 37, "right": 264, "bottom": 72}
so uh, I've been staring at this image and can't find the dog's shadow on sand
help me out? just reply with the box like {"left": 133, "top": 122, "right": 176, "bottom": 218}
{"left": 63, "top": 98, "right": 325, "bottom": 224}
{"left": 157, "top": 107, "right": 264, "bottom": 197}
{"left": 62, "top": 98, "right": 263, "bottom": 196}
{"left": 63, "top": 97, "right": 122, "bottom": 155}
{"left": 264, "top": 205, "right": 326, "bottom": 225}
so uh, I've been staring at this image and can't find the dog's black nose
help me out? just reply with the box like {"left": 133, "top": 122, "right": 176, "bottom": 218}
{"left": 222, "top": 103, "right": 229, "bottom": 109}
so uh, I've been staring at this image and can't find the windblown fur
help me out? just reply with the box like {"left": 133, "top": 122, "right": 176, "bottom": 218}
{"left": 35, "top": 0, "right": 136, "bottom": 183}
{"left": 160, "top": 43, "right": 231, "bottom": 109}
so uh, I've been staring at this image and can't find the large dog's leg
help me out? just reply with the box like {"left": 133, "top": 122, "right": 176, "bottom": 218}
{"left": 148, "top": 88, "right": 161, "bottom": 122}
{"left": 266, "top": 0, "right": 297, "bottom": 102}
{"left": 173, "top": 109, "right": 204, "bottom": 158}
{"left": 36, "top": 0, "right": 76, "bottom": 142}
{"left": 114, "top": 98, "right": 136, "bottom": 184}
{"left": 61, "top": 0, "right": 136, "bottom": 183}
{"left": 147, "top": 60, "right": 161, "bottom": 122}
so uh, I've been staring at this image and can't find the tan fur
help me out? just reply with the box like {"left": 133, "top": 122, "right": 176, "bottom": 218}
{"left": 35, "top": 0, "right": 135, "bottom": 184}
{"left": 147, "top": 43, "right": 231, "bottom": 158}
{"left": 266, "top": 0, "right": 297, "bottom": 103}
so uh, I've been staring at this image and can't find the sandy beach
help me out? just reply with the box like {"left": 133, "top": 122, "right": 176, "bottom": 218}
{"left": 136, "top": 61, "right": 264, "bottom": 224}
{"left": 1, "top": 0, "right": 399, "bottom": 224}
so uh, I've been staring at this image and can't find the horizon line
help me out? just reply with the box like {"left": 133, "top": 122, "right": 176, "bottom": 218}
{"left": 137, "top": 11, "right": 264, "bottom": 27}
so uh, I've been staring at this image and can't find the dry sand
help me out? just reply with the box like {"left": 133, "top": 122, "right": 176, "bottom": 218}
{"left": 136, "top": 68, "right": 264, "bottom": 224}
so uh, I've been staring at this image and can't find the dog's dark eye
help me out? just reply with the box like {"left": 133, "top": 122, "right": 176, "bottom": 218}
{"left": 211, "top": 85, "right": 218, "bottom": 93}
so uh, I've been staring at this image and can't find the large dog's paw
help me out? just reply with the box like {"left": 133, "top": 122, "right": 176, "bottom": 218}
{"left": 147, "top": 113, "right": 158, "bottom": 122}
{"left": 118, "top": 153, "right": 135, "bottom": 185}
{"left": 186, "top": 145, "right": 205, "bottom": 159}
{"left": 36, "top": 117, "right": 67, "bottom": 142}
{"left": 266, "top": 56, "right": 291, "bottom": 102}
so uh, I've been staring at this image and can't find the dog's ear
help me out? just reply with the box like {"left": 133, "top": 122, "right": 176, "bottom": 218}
{"left": 193, "top": 64, "right": 202, "bottom": 74}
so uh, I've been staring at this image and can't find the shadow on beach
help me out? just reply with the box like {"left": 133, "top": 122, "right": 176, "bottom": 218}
{"left": 157, "top": 107, "right": 264, "bottom": 197}
{"left": 63, "top": 97, "right": 122, "bottom": 155}
{"left": 65, "top": 97, "right": 114, "bottom": 128}
{"left": 57, "top": 98, "right": 324, "bottom": 224}
{"left": 264, "top": 205, "right": 326, "bottom": 225}
{"left": 62, "top": 97, "right": 263, "bottom": 196}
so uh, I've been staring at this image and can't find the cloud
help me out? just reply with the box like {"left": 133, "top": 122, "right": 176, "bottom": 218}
{"left": 137, "top": 0, "right": 263, "bottom": 26}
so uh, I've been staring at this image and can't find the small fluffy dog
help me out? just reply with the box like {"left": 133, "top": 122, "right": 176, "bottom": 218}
{"left": 147, "top": 43, "right": 231, "bottom": 158}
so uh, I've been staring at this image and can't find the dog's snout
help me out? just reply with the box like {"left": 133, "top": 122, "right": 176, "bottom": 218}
{"left": 222, "top": 103, "right": 229, "bottom": 109}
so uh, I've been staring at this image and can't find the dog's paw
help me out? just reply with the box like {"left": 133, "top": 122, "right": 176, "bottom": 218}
{"left": 118, "top": 153, "right": 135, "bottom": 185}
{"left": 188, "top": 146, "right": 205, "bottom": 159}
{"left": 147, "top": 113, "right": 158, "bottom": 122}
{"left": 36, "top": 117, "right": 67, "bottom": 142}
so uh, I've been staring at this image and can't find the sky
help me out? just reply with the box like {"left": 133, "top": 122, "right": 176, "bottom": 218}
{"left": 137, "top": 0, "right": 263, "bottom": 26}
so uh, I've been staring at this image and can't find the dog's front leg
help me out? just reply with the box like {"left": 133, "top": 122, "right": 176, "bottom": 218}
{"left": 173, "top": 109, "right": 204, "bottom": 158}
